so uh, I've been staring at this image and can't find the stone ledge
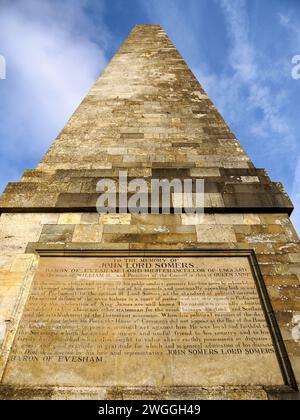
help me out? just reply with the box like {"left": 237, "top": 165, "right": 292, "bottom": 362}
{"left": 0, "top": 206, "right": 294, "bottom": 216}
{"left": 0, "top": 385, "right": 298, "bottom": 400}
{"left": 0, "top": 385, "right": 279, "bottom": 400}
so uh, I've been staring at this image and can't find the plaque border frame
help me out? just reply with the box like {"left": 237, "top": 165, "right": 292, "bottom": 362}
{"left": 22, "top": 248, "right": 298, "bottom": 392}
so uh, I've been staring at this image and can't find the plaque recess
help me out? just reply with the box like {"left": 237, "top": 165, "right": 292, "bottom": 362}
{"left": 2, "top": 250, "right": 297, "bottom": 390}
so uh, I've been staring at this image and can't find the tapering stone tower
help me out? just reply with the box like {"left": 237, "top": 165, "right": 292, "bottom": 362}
{"left": 0, "top": 25, "right": 299, "bottom": 400}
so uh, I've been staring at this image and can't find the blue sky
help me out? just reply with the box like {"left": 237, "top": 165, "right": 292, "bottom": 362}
{"left": 0, "top": 0, "right": 299, "bottom": 232}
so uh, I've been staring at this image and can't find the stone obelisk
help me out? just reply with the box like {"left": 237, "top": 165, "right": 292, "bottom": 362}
{"left": 0, "top": 25, "right": 299, "bottom": 400}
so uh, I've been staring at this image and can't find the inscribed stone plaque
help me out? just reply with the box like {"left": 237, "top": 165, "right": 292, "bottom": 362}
{"left": 3, "top": 254, "right": 285, "bottom": 387}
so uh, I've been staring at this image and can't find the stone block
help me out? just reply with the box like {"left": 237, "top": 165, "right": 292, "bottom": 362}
{"left": 103, "top": 233, "right": 197, "bottom": 244}
{"left": 80, "top": 213, "right": 101, "bottom": 224}
{"left": 39, "top": 225, "right": 75, "bottom": 243}
{"left": 0, "top": 213, "right": 43, "bottom": 225}
{"left": 100, "top": 214, "right": 131, "bottom": 225}
{"left": 196, "top": 225, "right": 236, "bottom": 243}
{"left": 0, "top": 224, "right": 42, "bottom": 244}
{"left": 181, "top": 214, "right": 205, "bottom": 225}
{"left": 72, "top": 225, "right": 103, "bottom": 242}
{"left": 58, "top": 213, "right": 82, "bottom": 225}
{"left": 209, "top": 193, "right": 224, "bottom": 207}
{"left": 190, "top": 168, "right": 220, "bottom": 177}
{"left": 243, "top": 214, "right": 261, "bottom": 225}
{"left": 131, "top": 214, "right": 181, "bottom": 226}
{"left": 41, "top": 214, "right": 59, "bottom": 225}
{"left": 241, "top": 176, "right": 260, "bottom": 183}
{"left": 0, "top": 256, "right": 13, "bottom": 273}
{"left": 10, "top": 255, "right": 34, "bottom": 273}
{"left": 215, "top": 214, "right": 244, "bottom": 225}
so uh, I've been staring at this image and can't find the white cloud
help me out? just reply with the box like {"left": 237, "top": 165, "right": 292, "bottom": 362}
{"left": 219, "top": 0, "right": 257, "bottom": 82}
{"left": 278, "top": 12, "right": 300, "bottom": 46}
{"left": 0, "top": 0, "right": 109, "bottom": 188}
{"left": 278, "top": 11, "right": 300, "bottom": 234}
{"left": 208, "top": 0, "right": 294, "bottom": 142}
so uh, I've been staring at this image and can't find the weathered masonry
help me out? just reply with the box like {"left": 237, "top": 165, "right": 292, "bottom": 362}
{"left": 0, "top": 25, "right": 299, "bottom": 400}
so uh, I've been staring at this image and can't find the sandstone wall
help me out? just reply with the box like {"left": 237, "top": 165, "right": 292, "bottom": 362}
{"left": 0, "top": 211, "right": 299, "bottom": 399}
